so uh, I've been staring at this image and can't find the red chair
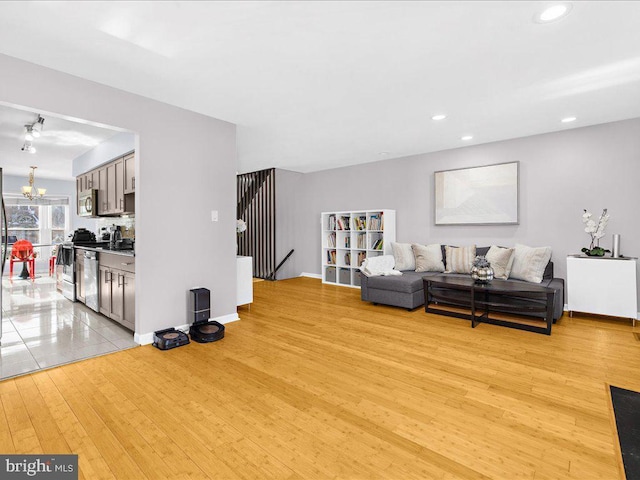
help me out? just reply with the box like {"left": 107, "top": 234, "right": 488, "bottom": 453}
{"left": 49, "top": 245, "right": 58, "bottom": 276}
{"left": 10, "top": 239, "right": 36, "bottom": 280}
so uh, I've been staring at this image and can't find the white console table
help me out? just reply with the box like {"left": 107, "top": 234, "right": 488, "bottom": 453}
{"left": 237, "top": 256, "right": 253, "bottom": 309}
{"left": 566, "top": 255, "right": 638, "bottom": 325}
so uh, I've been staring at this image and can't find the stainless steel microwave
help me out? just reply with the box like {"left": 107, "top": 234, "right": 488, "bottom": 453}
{"left": 78, "top": 189, "right": 98, "bottom": 217}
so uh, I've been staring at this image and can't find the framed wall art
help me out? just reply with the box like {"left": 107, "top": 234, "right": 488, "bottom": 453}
{"left": 434, "top": 161, "right": 519, "bottom": 225}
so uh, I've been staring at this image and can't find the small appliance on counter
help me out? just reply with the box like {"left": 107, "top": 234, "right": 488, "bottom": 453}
{"left": 99, "top": 226, "right": 110, "bottom": 241}
{"left": 70, "top": 228, "right": 96, "bottom": 243}
{"left": 109, "top": 225, "right": 122, "bottom": 249}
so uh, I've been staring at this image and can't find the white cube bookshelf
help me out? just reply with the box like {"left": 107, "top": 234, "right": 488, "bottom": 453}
{"left": 321, "top": 210, "right": 396, "bottom": 288}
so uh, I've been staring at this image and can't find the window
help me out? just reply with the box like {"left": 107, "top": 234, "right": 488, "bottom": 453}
{"left": 6, "top": 205, "right": 41, "bottom": 244}
{"left": 5, "top": 199, "right": 70, "bottom": 246}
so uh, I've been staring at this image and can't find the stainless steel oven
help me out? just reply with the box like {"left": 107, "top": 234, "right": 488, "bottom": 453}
{"left": 78, "top": 189, "right": 97, "bottom": 217}
{"left": 56, "top": 243, "right": 76, "bottom": 301}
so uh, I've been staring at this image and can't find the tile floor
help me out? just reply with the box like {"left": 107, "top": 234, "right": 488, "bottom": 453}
{"left": 0, "top": 275, "right": 138, "bottom": 380}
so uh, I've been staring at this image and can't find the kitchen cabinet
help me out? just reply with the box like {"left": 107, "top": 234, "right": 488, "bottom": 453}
{"left": 83, "top": 171, "right": 95, "bottom": 191}
{"left": 97, "top": 166, "right": 108, "bottom": 215}
{"left": 76, "top": 150, "right": 134, "bottom": 217}
{"left": 106, "top": 162, "right": 116, "bottom": 214}
{"left": 99, "top": 252, "right": 135, "bottom": 331}
{"left": 113, "top": 158, "right": 134, "bottom": 214}
{"left": 122, "top": 271, "right": 135, "bottom": 329}
{"left": 124, "top": 152, "right": 135, "bottom": 194}
{"left": 76, "top": 171, "right": 94, "bottom": 193}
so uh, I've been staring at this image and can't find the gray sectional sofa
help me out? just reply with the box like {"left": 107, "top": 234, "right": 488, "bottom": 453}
{"left": 360, "top": 246, "right": 565, "bottom": 321}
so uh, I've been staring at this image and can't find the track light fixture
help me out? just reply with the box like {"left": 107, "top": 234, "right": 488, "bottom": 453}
{"left": 21, "top": 115, "right": 44, "bottom": 153}
{"left": 31, "top": 115, "right": 45, "bottom": 137}
{"left": 21, "top": 141, "right": 36, "bottom": 154}
{"left": 24, "top": 125, "right": 35, "bottom": 141}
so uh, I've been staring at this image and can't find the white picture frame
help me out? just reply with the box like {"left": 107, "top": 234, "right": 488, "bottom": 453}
{"left": 434, "top": 161, "right": 519, "bottom": 225}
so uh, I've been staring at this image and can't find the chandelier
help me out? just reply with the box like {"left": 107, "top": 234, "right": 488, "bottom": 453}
{"left": 22, "top": 166, "right": 46, "bottom": 201}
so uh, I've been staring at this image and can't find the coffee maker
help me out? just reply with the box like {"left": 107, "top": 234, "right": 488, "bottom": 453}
{"left": 109, "top": 225, "right": 122, "bottom": 249}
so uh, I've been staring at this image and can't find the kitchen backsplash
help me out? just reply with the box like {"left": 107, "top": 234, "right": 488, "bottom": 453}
{"left": 96, "top": 216, "right": 135, "bottom": 239}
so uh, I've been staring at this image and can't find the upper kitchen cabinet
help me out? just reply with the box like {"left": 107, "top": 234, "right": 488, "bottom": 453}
{"left": 78, "top": 150, "right": 135, "bottom": 216}
{"left": 97, "top": 166, "right": 108, "bottom": 215}
{"left": 124, "top": 152, "right": 135, "bottom": 194}
{"left": 113, "top": 157, "right": 133, "bottom": 214}
{"left": 76, "top": 170, "right": 95, "bottom": 193}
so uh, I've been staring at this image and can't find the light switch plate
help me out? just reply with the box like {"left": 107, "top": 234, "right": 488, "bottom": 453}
{"left": 211, "top": 210, "right": 219, "bottom": 222}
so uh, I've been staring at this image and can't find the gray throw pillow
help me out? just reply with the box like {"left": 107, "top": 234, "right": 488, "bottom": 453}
{"left": 391, "top": 242, "right": 415, "bottom": 271}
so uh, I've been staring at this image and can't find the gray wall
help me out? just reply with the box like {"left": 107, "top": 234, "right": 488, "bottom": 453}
{"left": 275, "top": 169, "right": 303, "bottom": 279}
{"left": 2, "top": 174, "right": 74, "bottom": 200}
{"left": 0, "top": 53, "right": 237, "bottom": 340}
{"left": 72, "top": 132, "right": 136, "bottom": 176}
{"left": 294, "top": 118, "right": 640, "bottom": 302}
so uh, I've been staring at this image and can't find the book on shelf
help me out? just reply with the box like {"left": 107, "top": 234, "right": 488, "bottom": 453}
{"left": 344, "top": 252, "right": 351, "bottom": 266}
{"left": 327, "top": 232, "right": 336, "bottom": 247}
{"left": 371, "top": 238, "right": 384, "bottom": 250}
{"left": 357, "top": 233, "right": 366, "bottom": 249}
{"left": 327, "top": 250, "right": 336, "bottom": 264}
{"left": 327, "top": 214, "right": 336, "bottom": 230}
{"left": 357, "top": 251, "right": 366, "bottom": 267}
{"left": 344, "top": 236, "right": 350, "bottom": 248}
{"left": 354, "top": 215, "right": 367, "bottom": 230}
{"left": 368, "top": 213, "right": 384, "bottom": 230}
{"left": 337, "top": 215, "right": 351, "bottom": 230}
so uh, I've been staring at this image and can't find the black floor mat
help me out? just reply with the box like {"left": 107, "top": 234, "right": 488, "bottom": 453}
{"left": 610, "top": 385, "right": 640, "bottom": 479}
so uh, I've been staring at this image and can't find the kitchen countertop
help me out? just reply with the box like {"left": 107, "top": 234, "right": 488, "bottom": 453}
{"left": 74, "top": 245, "right": 135, "bottom": 257}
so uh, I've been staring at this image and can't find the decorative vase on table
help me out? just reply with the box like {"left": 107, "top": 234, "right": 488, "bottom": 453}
{"left": 470, "top": 255, "right": 494, "bottom": 284}
{"left": 581, "top": 208, "right": 611, "bottom": 257}
{"left": 237, "top": 218, "right": 247, "bottom": 256}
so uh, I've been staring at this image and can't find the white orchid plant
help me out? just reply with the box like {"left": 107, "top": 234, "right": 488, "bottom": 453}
{"left": 236, "top": 218, "right": 247, "bottom": 235}
{"left": 581, "top": 208, "right": 610, "bottom": 256}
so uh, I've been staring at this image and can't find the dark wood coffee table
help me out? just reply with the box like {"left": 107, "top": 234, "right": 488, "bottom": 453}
{"left": 423, "top": 275, "right": 554, "bottom": 335}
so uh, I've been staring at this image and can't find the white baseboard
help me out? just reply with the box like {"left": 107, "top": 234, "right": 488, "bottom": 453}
{"left": 300, "top": 272, "right": 322, "bottom": 279}
{"left": 216, "top": 312, "right": 240, "bottom": 324}
{"left": 134, "top": 312, "right": 241, "bottom": 345}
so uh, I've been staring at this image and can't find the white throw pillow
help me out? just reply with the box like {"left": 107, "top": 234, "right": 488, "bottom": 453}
{"left": 391, "top": 242, "right": 415, "bottom": 271}
{"left": 444, "top": 245, "right": 476, "bottom": 274}
{"left": 411, "top": 244, "right": 445, "bottom": 273}
{"left": 509, "top": 244, "right": 552, "bottom": 283}
{"left": 485, "top": 245, "right": 515, "bottom": 280}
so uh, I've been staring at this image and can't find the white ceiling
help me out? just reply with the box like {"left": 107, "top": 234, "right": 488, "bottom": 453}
{"left": 0, "top": 1, "right": 639, "bottom": 174}
{"left": 0, "top": 104, "right": 120, "bottom": 180}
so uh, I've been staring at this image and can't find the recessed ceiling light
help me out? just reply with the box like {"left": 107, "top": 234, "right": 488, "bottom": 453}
{"left": 534, "top": 3, "right": 572, "bottom": 23}
{"left": 561, "top": 116, "right": 577, "bottom": 123}
{"left": 431, "top": 114, "right": 447, "bottom": 121}
{"left": 461, "top": 135, "right": 473, "bottom": 141}
{"left": 379, "top": 151, "right": 389, "bottom": 156}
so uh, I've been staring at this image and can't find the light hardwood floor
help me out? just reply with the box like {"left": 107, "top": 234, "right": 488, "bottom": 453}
{"left": 1, "top": 277, "right": 636, "bottom": 479}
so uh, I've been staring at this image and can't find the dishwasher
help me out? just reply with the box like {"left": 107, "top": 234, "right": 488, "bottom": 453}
{"left": 84, "top": 250, "right": 99, "bottom": 312}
